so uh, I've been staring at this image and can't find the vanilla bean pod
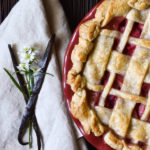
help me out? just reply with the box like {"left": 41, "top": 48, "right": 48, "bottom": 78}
{"left": 8, "top": 45, "right": 42, "bottom": 149}
{"left": 18, "top": 33, "right": 55, "bottom": 148}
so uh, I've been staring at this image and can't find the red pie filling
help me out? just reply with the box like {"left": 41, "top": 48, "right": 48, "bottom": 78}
{"left": 86, "top": 17, "right": 150, "bottom": 148}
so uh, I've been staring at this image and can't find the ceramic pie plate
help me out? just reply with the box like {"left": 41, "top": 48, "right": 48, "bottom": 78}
{"left": 63, "top": 0, "right": 148, "bottom": 149}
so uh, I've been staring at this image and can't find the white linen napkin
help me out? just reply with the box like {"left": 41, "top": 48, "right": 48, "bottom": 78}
{"left": 0, "top": 0, "right": 86, "bottom": 149}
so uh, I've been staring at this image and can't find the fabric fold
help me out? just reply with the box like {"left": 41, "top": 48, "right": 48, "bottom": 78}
{"left": 0, "top": 0, "right": 80, "bottom": 149}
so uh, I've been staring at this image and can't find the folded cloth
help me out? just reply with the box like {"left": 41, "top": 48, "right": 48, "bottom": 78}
{"left": 0, "top": 0, "right": 85, "bottom": 149}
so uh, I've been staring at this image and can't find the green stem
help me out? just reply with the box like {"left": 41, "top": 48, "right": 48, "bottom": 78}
{"left": 4, "top": 68, "right": 28, "bottom": 100}
{"left": 31, "top": 72, "right": 34, "bottom": 90}
{"left": 4, "top": 68, "right": 32, "bottom": 148}
{"left": 25, "top": 72, "right": 33, "bottom": 148}
{"left": 28, "top": 74, "right": 31, "bottom": 95}
{"left": 25, "top": 73, "right": 30, "bottom": 95}
{"left": 28, "top": 70, "right": 34, "bottom": 149}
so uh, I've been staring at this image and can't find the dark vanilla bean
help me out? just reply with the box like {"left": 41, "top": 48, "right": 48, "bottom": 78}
{"left": 18, "top": 33, "right": 55, "bottom": 148}
{"left": 8, "top": 44, "right": 29, "bottom": 101}
{"left": 8, "top": 45, "right": 42, "bottom": 150}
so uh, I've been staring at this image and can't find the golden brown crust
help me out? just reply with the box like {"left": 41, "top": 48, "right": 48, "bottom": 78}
{"left": 95, "top": 0, "right": 131, "bottom": 27}
{"left": 71, "top": 38, "right": 93, "bottom": 63}
{"left": 128, "top": 0, "right": 150, "bottom": 10}
{"left": 126, "top": 8, "right": 149, "bottom": 23}
{"left": 104, "top": 132, "right": 142, "bottom": 150}
{"left": 71, "top": 38, "right": 93, "bottom": 73}
{"left": 66, "top": 0, "right": 150, "bottom": 148}
{"left": 95, "top": 0, "right": 111, "bottom": 26}
{"left": 86, "top": 82, "right": 104, "bottom": 92}
{"left": 71, "top": 90, "right": 104, "bottom": 136}
{"left": 104, "top": 132, "right": 123, "bottom": 150}
{"left": 83, "top": 34, "right": 114, "bottom": 85}
{"left": 79, "top": 19, "right": 100, "bottom": 41}
{"left": 123, "top": 142, "right": 142, "bottom": 150}
{"left": 67, "top": 37, "right": 94, "bottom": 92}
{"left": 67, "top": 69, "right": 86, "bottom": 92}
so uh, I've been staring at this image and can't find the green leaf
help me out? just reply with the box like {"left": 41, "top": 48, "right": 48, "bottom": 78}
{"left": 45, "top": 72, "right": 54, "bottom": 77}
{"left": 4, "top": 68, "right": 28, "bottom": 100}
{"left": 34, "top": 72, "right": 54, "bottom": 77}
{"left": 12, "top": 70, "right": 26, "bottom": 75}
{"left": 30, "top": 72, "right": 34, "bottom": 91}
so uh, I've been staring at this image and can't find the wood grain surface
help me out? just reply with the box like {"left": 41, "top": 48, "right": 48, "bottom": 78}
{"left": 0, "top": 0, "right": 100, "bottom": 149}
{"left": 60, "top": 0, "right": 100, "bottom": 31}
{"left": 0, "top": 0, "right": 100, "bottom": 32}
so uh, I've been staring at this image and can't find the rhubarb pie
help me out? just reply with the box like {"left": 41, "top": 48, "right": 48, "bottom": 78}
{"left": 67, "top": 0, "right": 150, "bottom": 149}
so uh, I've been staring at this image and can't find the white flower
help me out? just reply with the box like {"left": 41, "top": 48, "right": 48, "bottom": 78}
{"left": 20, "top": 52, "right": 27, "bottom": 62}
{"left": 17, "top": 63, "right": 29, "bottom": 73}
{"left": 23, "top": 47, "right": 29, "bottom": 52}
{"left": 19, "top": 47, "right": 36, "bottom": 63}
{"left": 17, "top": 46, "right": 40, "bottom": 75}
{"left": 25, "top": 52, "right": 36, "bottom": 63}
{"left": 28, "top": 47, "right": 35, "bottom": 54}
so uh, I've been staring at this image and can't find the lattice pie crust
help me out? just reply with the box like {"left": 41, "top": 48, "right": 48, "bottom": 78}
{"left": 67, "top": 0, "right": 150, "bottom": 149}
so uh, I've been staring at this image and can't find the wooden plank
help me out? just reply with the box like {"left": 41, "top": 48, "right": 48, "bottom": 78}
{"left": 60, "top": 0, "right": 100, "bottom": 32}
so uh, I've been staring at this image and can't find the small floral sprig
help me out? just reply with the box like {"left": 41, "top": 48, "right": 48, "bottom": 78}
{"left": 18, "top": 47, "right": 38, "bottom": 74}
{"left": 4, "top": 46, "right": 53, "bottom": 148}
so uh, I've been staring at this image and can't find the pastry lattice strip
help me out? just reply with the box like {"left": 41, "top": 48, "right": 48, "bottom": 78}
{"left": 95, "top": 106, "right": 150, "bottom": 146}
{"left": 99, "top": 19, "right": 134, "bottom": 107}
{"left": 98, "top": 9, "right": 150, "bottom": 108}
{"left": 68, "top": 2, "right": 150, "bottom": 148}
{"left": 108, "top": 9, "right": 150, "bottom": 137}
{"left": 84, "top": 8, "right": 150, "bottom": 142}
{"left": 109, "top": 28, "right": 149, "bottom": 138}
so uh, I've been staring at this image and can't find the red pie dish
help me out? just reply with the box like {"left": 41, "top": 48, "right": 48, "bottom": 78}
{"left": 63, "top": 0, "right": 150, "bottom": 149}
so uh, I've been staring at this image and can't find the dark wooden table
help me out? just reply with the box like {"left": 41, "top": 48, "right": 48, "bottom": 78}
{"left": 0, "top": 0, "right": 100, "bottom": 32}
{"left": 0, "top": 0, "right": 100, "bottom": 149}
